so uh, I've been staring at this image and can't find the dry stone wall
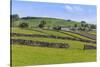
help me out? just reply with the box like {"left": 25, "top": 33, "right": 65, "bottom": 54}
{"left": 11, "top": 39, "right": 69, "bottom": 48}
{"left": 11, "top": 33, "right": 96, "bottom": 44}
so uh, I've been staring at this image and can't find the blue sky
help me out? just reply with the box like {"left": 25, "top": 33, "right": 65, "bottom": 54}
{"left": 12, "top": 0, "right": 96, "bottom": 24}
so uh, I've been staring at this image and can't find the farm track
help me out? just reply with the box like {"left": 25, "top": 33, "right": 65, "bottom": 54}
{"left": 11, "top": 33, "right": 96, "bottom": 43}
{"left": 11, "top": 39, "right": 69, "bottom": 48}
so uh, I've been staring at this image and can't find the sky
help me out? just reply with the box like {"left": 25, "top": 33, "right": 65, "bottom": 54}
{"left": 12, "top": 0, "right": 97, "bottom": 24}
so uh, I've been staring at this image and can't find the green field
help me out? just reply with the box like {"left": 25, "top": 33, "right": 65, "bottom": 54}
{"left": 89, "top": 31, "right": 96, "bottom": 35}
{"left": 12, "top": 28, "right": 95, "bottom": 42}
{"left": 12, "top": 27, "right": 46, "bottom": 35}
{"left": 11, "top": 26, "right": 96, "bottom": 66}
{"left": 11, "top": 17, "right": 96, "bottom": 66}
{"left": 59, "top": 31, "right": 95, "bottom": 41}
{"left": 12, "top": 17, "right": 81, "bottom": 27}
{"left": 12, "top": 44, "right": 96, "bottom": 66}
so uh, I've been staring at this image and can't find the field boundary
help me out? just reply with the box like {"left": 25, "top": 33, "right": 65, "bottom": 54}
{"left": 11, "top": 39, "right": 69, "bottom": 48}
{"left": 11, "top": 33, "right": 96, "bottom": 43}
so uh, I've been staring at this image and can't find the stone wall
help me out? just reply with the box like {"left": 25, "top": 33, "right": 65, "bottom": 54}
{"left": 11, "top": 39, "right": 69, "bottom": 48}
{"left": 11, "top": 33, "right": 96, "bottom": 44}
{"left": 83, "top": 45, "right": 96, "bottom": 49}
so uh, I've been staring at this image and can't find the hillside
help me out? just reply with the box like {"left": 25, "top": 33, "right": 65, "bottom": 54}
{"left": 11, "top": 17, "right": 96, "bottom": 66}
{"left": 11, "top": 27, "right": 96, "bottom": 66}
{"left": 12, "top": 17, "right": 81, "bottom": 27}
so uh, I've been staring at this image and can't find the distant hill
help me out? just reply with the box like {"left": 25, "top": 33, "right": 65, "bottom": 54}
{"left": 12, "top": 17, "right": 81, "bottom": 27}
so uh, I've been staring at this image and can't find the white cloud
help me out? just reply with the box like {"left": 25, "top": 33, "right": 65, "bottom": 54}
{"left": 64, "top": 5, "right": 83, "bottom": 12}
{"left": 65, "top": 5, "right": 73, "bottom": 10}
{"left": 65, "top": 5, "right": 73, "bottom": 12}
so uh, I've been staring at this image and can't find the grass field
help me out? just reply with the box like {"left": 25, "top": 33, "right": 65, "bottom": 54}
{"left": 11, "top": 27, "right": 96, "bottom": 66}
{"left": 12, "top": 28, "right": 46, "bottom": 35}
{"left": 12, "top": 28, "right": 95, "bottom": 41}
{"left": 12, "top": 44, "right": 96, "bottom": 66}
{"left": 59, "top": 31, "right": 95, "bottom": 41}
{"left": 12, "top": 28, "right": 74, "bottom": 38}
{"left": 89, "top": 31, "right": 96, "bottom": 35}
{"left": 12, "top": 17, "right": 81, "bottom": 27}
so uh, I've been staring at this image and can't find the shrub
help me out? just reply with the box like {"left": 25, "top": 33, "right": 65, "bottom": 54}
{"left": 19, "top": 23, "right": 29, "bottom": 28}
{"left": 38, "top": 20, "right": 46, "bottom": 29}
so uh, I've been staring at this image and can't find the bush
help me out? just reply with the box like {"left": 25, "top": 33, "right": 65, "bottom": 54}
{"left": 38, "top": 20, "right": 46, "bottom": 29}
{"left": 19, "top": 23, "right": 29, "bottom": 28}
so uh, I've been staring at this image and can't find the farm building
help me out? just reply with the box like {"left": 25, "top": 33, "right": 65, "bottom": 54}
{"left": 61, "top": 27, "right": 71, "bottom": 31}
{"left": 60, "top": 26, "right": 80, "bottom": 31}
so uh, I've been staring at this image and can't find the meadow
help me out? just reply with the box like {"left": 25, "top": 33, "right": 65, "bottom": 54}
{"left": 12, "top": 44, "right": 96, "bottom": 66}
{"left": 11, "top": 17, "right": 96, "bottom": 66}
{"left": 12, "top": 17, "right": 81, "bottom": 27}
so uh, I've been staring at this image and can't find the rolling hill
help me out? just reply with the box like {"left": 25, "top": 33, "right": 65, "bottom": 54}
{"left": 12, "top": 17, "right": 81, "bottom": 27}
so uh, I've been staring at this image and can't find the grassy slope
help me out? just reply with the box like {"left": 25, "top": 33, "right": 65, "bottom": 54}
{"left": 12, "top": 28, "right": 94, "bottom": 41}
{"left": 59, "top": 31, "right": 95, "bottom": 41}
{"left": 12, "top": 28, "right": 74, "bottom": 38}
{"left": 11, "top": 26, "right": 96, "bottom": 66}
{"left": 12, "top": 45, "right": 96, "bottom": 66}
{"left": 33, "top": 28, "right": 74, "bottom": 38}
{"left": 88, "top": 31, "right": 96, "bottom": 35}
{"left": 12, "top": 28, "right": 46, "bottom": 35}
{"left": 12, "top": 17, "right": 81, "bottom": 27}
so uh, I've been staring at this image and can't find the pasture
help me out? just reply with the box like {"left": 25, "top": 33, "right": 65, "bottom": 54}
{"left": 12, "top": 17, "right": 81, "bottom": 27}
{"left": 11, "top": 27, "right": 96, "bottom": 66}
{"left": 12, "top": 44, "right": 96, "bottom": 66}
{"left": 11, "top": 17, "right": 96, "bottom": 66}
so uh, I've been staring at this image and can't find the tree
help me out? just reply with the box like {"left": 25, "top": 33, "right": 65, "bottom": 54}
{"left": 19, "top": 23, "right": 29, "bottom": 28}
{"left": 67, "top": 19, "right": 71, "bottom": 22}
{"left": 74, "top": 24, "right": 77, "bottom": 28}
{"left": 81, "top": 21, "right": 86, "bottom": 27}
{"left": 11, "top": 14, "right": 19, "bottom": 27}
{"left": 84, "top": 24, "right": 89, "bottom": 28}
{"left": 90, "top": 24, "right": 96, "bottom": 29}
{"left": 38, "top": 20, "right": 46, "bottom": 28}
{"left": 11, "top": 14, "right": 19, "bottom": 21}
{"left": 81, "top": 21, "right": 86, "bottom": 24}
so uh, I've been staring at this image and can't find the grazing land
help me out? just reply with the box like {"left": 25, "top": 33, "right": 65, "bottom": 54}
{"left": 11, "top": 17, "right": 96, "bottom": 66}
{"left": 12, "top": 17, "right": 81, "bottom": 27}
{"left": 12, "top": 44, "right": 96, "bottom": 66}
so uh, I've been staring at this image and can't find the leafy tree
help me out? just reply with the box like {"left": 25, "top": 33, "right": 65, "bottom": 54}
{"left": 21, "top": 16, "right": 40, "bottom": 19}
{"left": 81, "top": 21, "right": 86, "bottom": 24}
{"left": 81, "top": 21, "right": 86, "bottom": 27}
{"left": 11, "top": 14, "right": 19, "bottom": 27}
{"left": 11, "top": 14, "right": 19, "bottom": 21}
{"left": 38, "top": 20, "right": 46, "bottom": 28}
{"left": 74, "top": 24, "right": 77, "bottom": 28}
{"left": 67, "top": 19, "right": 71, "bottom": 22}
{"left": 90, "top": 24, "right": 96, "bottom": 29}
{"left": 84, "top": 24, "right": 89, "bottom": 28}
{"left": 19, "top": 23, "right": 29, "bottom": 28}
